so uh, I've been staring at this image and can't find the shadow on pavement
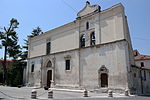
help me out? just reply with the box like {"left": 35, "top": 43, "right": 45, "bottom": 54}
{"left": 138, "top": 95, "right": 150, "bottom": 97}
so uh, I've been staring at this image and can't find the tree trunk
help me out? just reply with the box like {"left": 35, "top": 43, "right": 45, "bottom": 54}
{"left": 2, "top": 33, "right": 9, "bottom": 85}
{"left": 2, "top": 45, "right": 8, "bottom": 84}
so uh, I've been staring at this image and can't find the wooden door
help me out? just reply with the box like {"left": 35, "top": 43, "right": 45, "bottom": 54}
{"left": 47, "top": 70, "right": 52, "bottom": 88}
{"left": 101, "top": 73, "right": 108, "bottom": 87}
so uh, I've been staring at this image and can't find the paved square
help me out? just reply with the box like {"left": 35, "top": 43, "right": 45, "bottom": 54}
{"left": 0, "top": 86, "right": 150, "bottom": 100}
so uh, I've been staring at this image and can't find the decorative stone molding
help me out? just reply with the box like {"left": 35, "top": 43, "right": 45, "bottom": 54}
{"left": 99, "top": 65, "right": 109, "bottom": 73}
{"left": 77, "top": 1, "right": 101, "bottom": 18}
{"left": 64, "top": 55, "right": 71, "bottom": 60}
{"left": 46, "top": 38, "right": 51, "bottom": 42}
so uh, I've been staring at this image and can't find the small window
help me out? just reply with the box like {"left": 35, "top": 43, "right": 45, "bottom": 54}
{"left": 80, "top": 34, "right": 85, "bottom": 48}
{"left": 86, "top": 22, "right": 89, "bottom": 30}
{"left": 65, "top": 60, "right": 70, "bottom": 70}
{"left": 31, "top": 64, "right": 34, "bottom": 72}
{"left": 141, "top": 62, "right": 144, "bottom": 67}
{"left": 46, "top": 42, "right": 51, "bottom": 54}
{"left": 90, "top": 32, "right": 96, "bottom": 46}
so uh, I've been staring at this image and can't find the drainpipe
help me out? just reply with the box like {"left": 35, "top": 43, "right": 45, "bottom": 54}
{"left": 52, "top": 54, "right": 56, "bottom": 85}
{"left": 27, "top": 38, "right": 31, "bottom": 85}
{"left": 40, "top": 57, "right": 43, "bottom": 87}
{"left": 27, "top": 59, "right": 30, "bottom": 85}
{"left": 78, "top": 17, "right": 82, "bottom": 87}
{"left": 140, "top": 67, "right": 143, "bottom": 94}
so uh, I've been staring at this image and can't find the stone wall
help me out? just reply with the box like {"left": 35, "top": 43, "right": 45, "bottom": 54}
{"left": 27, "top": 40, "right": 130, "bottom": 91}
{"left": 131, "top": 66, "right": 150, "bottom": 94}
{"left": 28, "top": 4, "right": 127, "bottom": 59}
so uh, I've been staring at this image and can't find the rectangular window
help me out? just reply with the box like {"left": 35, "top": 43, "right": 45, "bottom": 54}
{"left": 31, "top": 64, "right": 34, "bottom": 72}
{"left": 65, "top": 60, "right": 70, "bottom": 70}
{"left": 141, "top": 62, "right": 144, "bottom": 67}
{"left": 133, "top": 73, "right": 136, "bottom": 78}
{"left": 46, "top": 42, "right": 51, "bottom": 55}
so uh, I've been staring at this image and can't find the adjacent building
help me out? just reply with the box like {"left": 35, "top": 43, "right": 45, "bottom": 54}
{"left": 131, "top": 50, "right": 150, "bottom": 94}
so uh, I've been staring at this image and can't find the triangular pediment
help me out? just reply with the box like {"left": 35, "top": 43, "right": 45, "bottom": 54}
{"left": 77, "top": 1, "right": 101, "bottom": 18}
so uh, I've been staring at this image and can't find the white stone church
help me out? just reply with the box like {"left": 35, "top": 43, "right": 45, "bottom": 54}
{"left": 24, "top": 2, "right": 149, "bottom": 94}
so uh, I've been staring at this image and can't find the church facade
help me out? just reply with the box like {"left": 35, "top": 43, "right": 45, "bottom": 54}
{"left": 25, "top": 2, "right": 139, "bottom": 93}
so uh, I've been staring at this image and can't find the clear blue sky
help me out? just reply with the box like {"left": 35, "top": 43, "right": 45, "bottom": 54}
{"left": 0, "top": 0, "right": 150, "bottom": 58}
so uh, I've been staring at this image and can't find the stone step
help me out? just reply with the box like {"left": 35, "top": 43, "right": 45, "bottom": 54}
{"left": 94, "top": 88, "right": 108, "bottom": 93}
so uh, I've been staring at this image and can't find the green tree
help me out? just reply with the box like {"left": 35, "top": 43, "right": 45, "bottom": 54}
{"left": 7, "top": 60, "right": 24, "bottom": 86}
{"left": 0, "top": 18, "right": 19, "bottom": 84}
{"left": 20, "top": 39, "right": 28, "bottom": 61}
{"left": 29, "top": 26, "right": 42, "bottom": 38}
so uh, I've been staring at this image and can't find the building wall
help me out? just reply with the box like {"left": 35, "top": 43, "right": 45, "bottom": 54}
{"left": 131, "top": 67, "right": 141, "bottom": 94}
{"left": 133, "top": 59, "right": 150, "bottom": 94}
{"left": 27, "top": 57, "right": 41, "bottom": 87}
{"left": 27, "top": 40, "right": 130, "bottom": 90}
{"left": 131, "top": 67, "right": 150, "bottom": 94}
{"left": 28, "top": 22, "right": 79, "bottom": 58}
{"left": 54, "top": 50, "right": 79, "bottom": 87}
{"left": 80, "top": 41, "right": 128, "bottom": 89}
{"left": 135, "top": 60, "right": 150, "bottom": 69}
{"left": 100, "top": 5, "right": 125, "bottom": 44}
{"left": 51, "top": 25, "right": 79, "bottom": 53}
{"left": 28, "top": 4, "right": 127, "bottom": 59}
{"left": 142, "top": 69, "right": 150, "bottom": 94}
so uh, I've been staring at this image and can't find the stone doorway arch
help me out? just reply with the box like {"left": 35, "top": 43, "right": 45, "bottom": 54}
{"left": 46, "top": 60, "right": 52, "bottom": 88}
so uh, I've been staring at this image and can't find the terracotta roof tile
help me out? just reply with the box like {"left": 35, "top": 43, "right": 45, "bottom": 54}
{"left": 0, "top": 59, "right": 12, "bottom": 61}
{"left": 134, "top": 55, "right": 150, "bottom": 60}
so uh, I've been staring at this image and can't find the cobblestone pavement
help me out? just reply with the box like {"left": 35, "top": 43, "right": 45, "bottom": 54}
{"left": 0, "top": 86, "right": 150, "bottom": 100}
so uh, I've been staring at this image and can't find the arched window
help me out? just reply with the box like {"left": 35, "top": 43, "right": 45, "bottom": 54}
{"left": 46, "top": 61, "right": 52, "bottom": 68}
{"left": 80, "top": 34, "right": 85, "bottom": 48}
{"left": 86, "top": 22, "right": 89, "bottom": 30}
{"left": 90, "top": 32, "right": 96, "bottom": 46}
